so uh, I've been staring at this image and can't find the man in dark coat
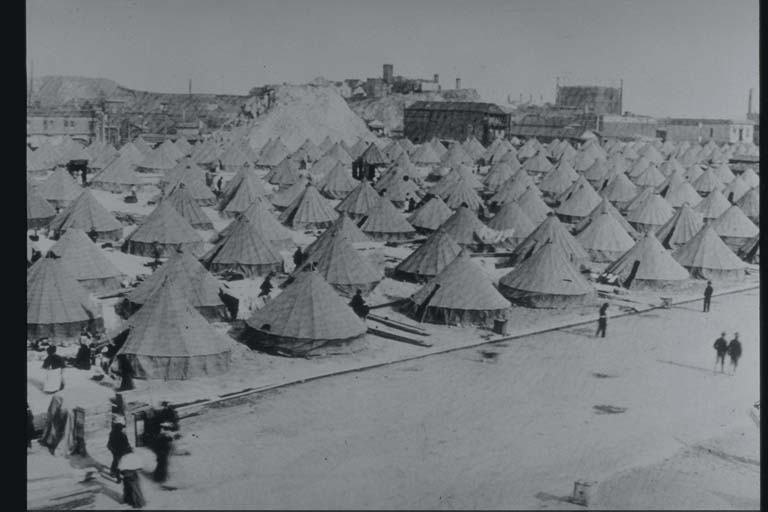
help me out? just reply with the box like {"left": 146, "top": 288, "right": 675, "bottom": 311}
{"left": 259, "top": 273, "right": 273, "bottom": 302}
{"left": 293, "top": 247, "right": 304, "bottom": 268}
{"left": 727, "top": 333, "right": 742, "bottom": 375}
{"left": 595, "top": 303, "right": 608, "bottom": 338}
{"left": 713, "top": 332, "right": 728, "bottom": 374}
{"left": 153, "top": 425, "right": 175, "bottom": 485}
{"left": 117, "top": 355, "right": 135, "bottom": 391}
{"left": 349, "top": 289, "right": 369, "bottom": 319}
{"left": 107, "top": 417, "right": 132, "bottom": 482}
{"left": 703, "top": 281, "right": 713, "bottom": 312}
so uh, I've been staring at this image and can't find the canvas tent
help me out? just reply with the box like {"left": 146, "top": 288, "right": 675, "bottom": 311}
{"left": 655, "top": 203, "right": 704, "bottom": 250}
{"left": 48, "top": 229, "right": 125, "bottom": 295}
{"left": 122, "top": 201, "right": 205, "bottom": 258}
{"left": 48, "top": 190, "right": 124, "bottom": 242}
{"left": 394, "top": 229, "right": 462, "bottom": 282}
{"left": 671, "top": 225, "right": 746, "bottom": 281}
{"left": 601, "top": 232, "right": 689, "bottom": 289}
{"left": 202, "top": 217, "right": 283, "bottom": 277}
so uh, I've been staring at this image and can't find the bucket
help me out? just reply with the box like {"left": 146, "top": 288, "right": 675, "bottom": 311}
{"left": 572, "top": 480, "right": 597, "bottom": 506}
{"left": 493, "top": 319, "right": 508, "bottom": 335}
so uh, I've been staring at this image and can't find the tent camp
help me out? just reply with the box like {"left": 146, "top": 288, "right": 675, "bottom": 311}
{"left": 271, "top": 177, "right": 310, "bottom": 210}
{"left": 304, "top": 213, "right": 371, "bottom": 260}
{"left": 278, "top": 184, "right": 338, "bottom": 230}
{"left": 625, "top": 193, "right": 674, "bottom": 233}
{"left": 655, "top": 203, "right": 704, "bottom": 250}
{"left": 509, "top": 214, "right": 589, "bottom": 267}
{"left": 319, "top": 162, "right": 357, "bottom": 199}
{"left": 202, "top": 217, "right": 283, "bottom": 277}
{"left": 213, "top": 200, "right": 295, "bottom": 251}
{"left": 407, "top": 196, "right": 454, "bottom": 233}
{"left": 671, "top": 225, "right": 746, "bottom": 281}
{"left": 394, "top": 228, "right": 462, "bottom": 282}
{"left": 575, "top": 212, "right": 635, "bottom": 263}
{"left": 486, "top": 201, "right": 536, "bottom": 249}
{"left": 48, "top": 228, "right": 125, "bottom": 295}
{"left": 122, "top": 201, "right": 205, "bottom": 258}
{"left": 571, "top": 197, "right": 639, "bottom": 240}
{"left": 335, "top": 180, "right": 381, "bottom": 219}
{"left": 601, "top": 232, "right": 689, "bottom": 289}
{"left": 555, "top": 177, "right": 602, "bottom": 224}
{"left": 165, "top": 185, "right": 215, "bottom": 230}
{"left": 358, "top": 197, "right": 415, "bottom": 241}
{"left": 48, "top": 190, "right": 124, "bottom": 242}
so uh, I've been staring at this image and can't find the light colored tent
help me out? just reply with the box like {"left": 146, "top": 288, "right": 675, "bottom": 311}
{"left": 48, "top": 229, "right": 125, "bottom": 295}
{"left": 683, "top": 163, "right": 705, "bottom": 183}
{"left": 655, "top": 203, "right": 704, "bottom": 250}
{"left": 632, "top": 165, "right": 666, "bottom": 188}
{"left": 174, "top": 136, "right": 192, "bottom": 156}
{"left": 583, "top": 159, "right": 610, "bottom": 188}
{"left": 576, "top": 212, "right": 635, "bottom": 262}
{"left": 509, "top": 214, "right": 589, "bottom": 267}
{"left": 165, "top": 185, "right": 214, "bottom": 230}
{"left": 410, "top": 143, "right": 441, "bottom": 166}
{"left": 202, "top": 217, "right": 283, "bottom": 277}
{"left": 48, "top": 190, "right": 124, "bottom": 242}
{"left": 318, "top": 136, "right": 335, "bottom": 154}
{"left": 735, "top": 187, "right": 759, "bottom": 224}
{"left": 118, "top": 278, "right": 231, "bottom": 380}
{"left": 483, "top": 162, "right": 516, "bottom": 193}
{"left": 308, "top": 153, "right": 340, "bottom": 179}
{"left": 304, "top": 213, "right": 370, "bottom": 259}
{"left": 709, "top": 205, "right": 759, "bottom": 251}
{"left": 626, "top": 157, "right": 653, "bottom": 179}
{"left": 245, "top": 270, "right": 367, "bottom": 356}
{"left": 622, "top": 186, "right": 655, "bottom": 215}
{"left": 323, "top": 142, "right": 354, "bottom": 166}
{"left": 625, "top": 193, "right": 674, "bottom": 233}
{"left": 739, "top": 168, "right": 759, "bottom": 188}
{"left": 157, "top": 139, "right": 185, "bottom": 162}
{"left": 138, "top": 147, "right": 177, "bottom": 172}
{"left": 27, "top": 181, "right": 56, "bottom": 230}
{"left": 517, "top": 187, "right": 552, "bottom": 224}
{"left": 380, "top": 173, "right": 422, "bottom": 206}
{"left": 91, "top": 156, "right": 143, "bottom": 193}
{"left": 661, "top": 178, "right": 702, "bottom": 208}
{"left": 125, "top": 248, "right": 229, "bottom": 321}
{"left": 486, "top": 201, "right": 536, "bottom": 249}
{"left": 407, "top": 251, "right": 510, "bottom": 327}
{"left": 692, "top": 168, "right": 724, "bottom": 196}
{"left": 358, "top": 197, "right": 415, "bottom": 241}
{"left": 442, "top": 178, "right": 484, "bottom": 211}
{"left": 122, "top": 201, "right": 204, "bottom": 257}
{"left": 164, "top": 172, "right": 218, "bottom": 207}
{"left": 27, "top": 255, "right": 103, "bottom": 341}
{"left": 499, "top": 241, "right": 595, "bottom": 307}
{"left": 160, "top": 159, "right": 208, "bottom": 189}
{"left": 570, "top": 150, "right": 597, "bottom": 173}
{"left": 220, "top": 173, "right": 269, "bottom": 218}
{"left": 602, "top": 232, "right": 689, "bottom": 289}
{"left": 132, "top": 137, "right": 154, "bottom": 157}
{"left": 694, "top": 189, "right": 731, "bottom": 222}
{"left": 522, "top": 152, "right": 554, "bottom": 175}
{"left": 27, "top": 148, "right": 55, "bottom": 176}
{"left": 489, "top": 172, "right": 537, "bottom": 207}
{"left": 214, "top": 200, "right": 294, "bottom": 250}
{"left": 737, "top": 235, "right": 759, "bottom": 264}
{"left": 271, "top": 177, "right": 310, "bottom": 210}
{"left": 394, "top": 229, "right": 461, "bottom": 282}
{"left": 672, "top": 225, "right": 746, "bottom": 280}
{"left": 601, "top": 172, "right": 638, "bottom": 206}
{"left": 218, "top": 144, "right": 252, "bottom": 171}
{"left": 712, "top": 162, "right": 735, "bottom": 184}
{"left": 265, "top": 156, "right": 301, "bottom": 186}
{"left": 407, "top": 196, "right": 453, "bottom": 233}
{"left": 37, "top": 168, "right": 82, "bottom": 209}
{"left": 293, "top": 231, "right": 381, "bottom": 297}
{"left": 279, "top": 184, "right": 338, "bottom": 230}
{"left": 539, "top": 160, "right": 578, "bottom": 198}
{"left": 438, "top": 206, "right": 487, "bottom": 246}
{"left": 118, "top": 142, "right": 148, "bottom": 167}
{"left": 335, "top": 180, "right": 381, "bottom": 219}
{"left": 572, "top": 197, "right": 639, "bottom": 240}
{"left": 294, "top": 138, "right": 323, "bottom": 163}
{"left": 257, "top": 139, "right": 291, "bottom": 167}
{"left": 658, "top": 157, "right": 687, "bottom": 177}
{"left": 722, "top": 176, "right": 750, "bottom": 204}
{"left": 555, "top": 176, "right": 602, "bottom": 223}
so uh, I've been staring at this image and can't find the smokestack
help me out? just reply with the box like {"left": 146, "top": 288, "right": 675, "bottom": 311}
{"left": 433, "top": 74, "right": 439, "bottom": 84}
{"left": 748, "top": 88, "right": 753, "bottom": 116}
{"left": 383, "top": 64, "right": 393, "bottom": 83}
{"left": 455, "top": 78, "right": 461, "bottom": 90}
{"left": 188, "top": 79, "right": 192, "bottom": 96}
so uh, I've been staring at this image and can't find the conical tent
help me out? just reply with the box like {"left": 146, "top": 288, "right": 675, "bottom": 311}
{"left": 304, "top": 213, "right": 370, "bottom": 259}
{"left": 672, "top": 225, "right": 746, "bottom": 280}
{"left": 166, "top": 185, "right": 214, "bottom": 230}
{"left": 572, "top": 197, "right": 639, "bottom": 240}
{"left": 380, "top": 173, "right": 422, "bottom": 206}
{"left": 279, "top": 184, "right": 338, "bottom": 230}
{"left": 509, "top": 214, "right": 589, "bottom": 267}
{"left": 442, "top": 178, "right": 483, "bottom": 211}
{"left": 601, "top": 173, "right": 638, "bottom": 205}
{"left": 490, "top": 172, "right": 537, "bottom": 207}
{"left": 27, "top": 182, "right": 56, "bottom": 229}
{"left": 91, "top": 157, "right": 143, "bottom": 193}
{"left": 737, "top": 235, "right": 759, "bottom": 264}
{"left": 583, "top": 159, "right": 610, "bottom": 187}
{"left": 157, "top": 139, "right": 184, "bottom": 162}
{"left": 202, "top": 217, "right": 283, "bottom": 277}
{"left": 438, "top": 206, "right": 487, "bottom": 246}
{"left": 712, "top": 162, "right": 735, "bottom": 184}
{"left": 335, "top": 180, "right": 381, "bottom": 219}
{"left": 271, "top": 177, "right": 310, "bottom": 209}
{"left": 132, "top": 137, "right": 154, "bottom": 157}
{"left": 245, "top": 270, "right": 367, "bottom": 356}
{"left": 576, "top": 212, "right": 635, "bottom": 262}
{"left": 602, "top": 232, "right": 689, "bottom": 289}
{"left": 174, "top": 136, "right": 192, "bottom": 156}
{"left": 118, "top": 142, "right": 148, "bottom": 167}
{"left": 164, "top": 172, "right": 217, "bottom": 207}
{"left": 662, "top": 179, "right": 702, "bottom": 209}
{"left": 571, "top": 150, "right": 597, "bottom": 173}
{"left": 694, "top": 189, "right": 731, "bottom": 222}
{"left": 214, "top": 200, "right": 294, "bottom": 251}
{"left": 122, "top": 201, "right": 204, "bottom": 258}
{"left": 118, "top": 278, "right": 232, "bottom": 380}
{"left": 709, "top": 205, "right": 759, "bottom": 251}
{"left": 395, "top": 229, "right": 462, "bottom": 282}
{"left": 48, "top": 190, "right": 124, "bottom": 242}
{"left": 258, "top": 139, "right": 291, "bottom": 167}
{"left": 483, "top": 162, "right": 516, "bottom": 193}
{"left": 692, "top": 168, "right": 724, "bottom": 196}
{"left": 27, "top": 255, "right": 104, "bottom": 341}
{"left": 555, "top": 177, "right": 602, "bottom": 223}
{"left": 622, "top": 186, "right": 655, "bottom": 214}
{"left": 37, "top": 168, "right": 82, "bottom": 208}
{"left": 160, "top": 159, "right": 207, "bottom": 189}
{"left": 735, "top": 187, "right": 759, "bottom": 224}
{"left": 48, "top": 229, "right": 125, "bottom": 295}
{"left": 522, "top": 152, "right": 554, "bottom": 175}
{"left": 308, "top": 154, "right": 340, "bottom": 179}
{"left": 358, "top": 197, "right": 415, "bottom": 241}
{"left": 124, "top": 248, "right": 228, "bottom": 321}
{"left": 265, "top": 156, "right": 300, "bottom": 185}
{"left": 739, "top": 168, "right": 759, "bottom": 188}
{"left": 218, "top": 144, "right": 252, "bottom": 171}
{"left": 322, "top": 142, "right": 354, "bottom": 166}
{"left": 407, "top": 252, "right": 510, "bottom": 326}
{"left": 721, "top": 176, "right": 750, "bottom": 204}
{"left": 294, "top": 232, "right": 381, "bottom": 297}
{"left": 358, "top": 143, "right": 388, "bottom": 166}
{"left": 318, "top": 136, "right": 335, "bottom": 154}
{"left": 539, "top": 160, "right": 578, "bottom": 198}
{"left": 655, "top": 203, "right": 704, "bottom": 250}
{"left": 486, "top": 201, "right": 536, "bottom": 248}
{"left": 499, "top": 241, "right": 595, "bottom": 307}
{"left": 407, "top": 196, "right": 453, "bottom": 233}
{"left": 517, "top": 187, "right": 552, "bottom": 224}
{"left": 632, "top": 165, "right": 666, "bottom": 188}
{"left": 410, "top": 143, "right": 441, "bottom": 166}
{"left": 220, "top": 173, "right": 269, "bottom": 218}
{"left": 625, "top": 193, "right": 674, "bottom": 233}
{"left": 138, "top": 147, "right": 177, "bottom": 172}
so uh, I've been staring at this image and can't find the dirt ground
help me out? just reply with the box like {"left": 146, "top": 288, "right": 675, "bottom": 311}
{"left": 85, "top": 288, "right": 758, "bottom": 510}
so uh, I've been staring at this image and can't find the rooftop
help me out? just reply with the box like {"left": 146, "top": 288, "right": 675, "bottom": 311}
{"left": 406, "top": 101, "right": 508, "bottom": 115}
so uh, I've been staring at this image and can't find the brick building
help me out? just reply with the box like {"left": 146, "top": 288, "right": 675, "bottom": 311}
{"left": 404, "top": 101, "right": 510, "bottom": 145}
{"left": 555, "top": 84, "right": 623, "bottom": 115}
{"left": 659, "top": 118, "right": 755, "bottom": 144}
{"left": 26, "top": 107, "right": 101, "bottom": 144}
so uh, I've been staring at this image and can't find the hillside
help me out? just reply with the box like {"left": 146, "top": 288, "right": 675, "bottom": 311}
{"left": 348, "top": 89, "right": 482, "bottom": 132}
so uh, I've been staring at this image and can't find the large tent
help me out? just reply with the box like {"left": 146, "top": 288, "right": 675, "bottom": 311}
{"left": 407, "top": 251, "right": 510, "bottom": 327}
{"left": 358, "top": 197, "right": 415, "bottom": 241}
{"left": 498, "top": 241, "right": 595, "bottom": 308}
{"left": 202, "top": 217, "right": 283, "bottom": 277}
{"left": 482, "top": 162, "right": 517, "bottom": 193}
{"left": 575, "top": 212, "right": 635, "bottom": 263}
{"left": 407, "top": 196, "right": 453, "bottom": 233}
{"left": 163, "top": 172, "right": 218, "bottom": 207}
{"left": 278, "top": 184, "right": 338, "bottom": 230}
{"left": 335, "top": 180, "right": 381, "bottom": 219}
{"left": 625, "top": 193, "right": 674, "bottom": 234}
{"left": 165, "top": 185, "right": 215, "bottom": 230}
{"left": 555, "top": 176, "right": 602, "bottom": 223}
{"left": 319, "top": 162, "right": 357, "bottom": 199}
{"left": 124, "top": 248, "right": 230, "bottom": 321}
{"left": 219, "top": 172, "right": 269, "bottom": 218}
{"left": 118, "top": 278, "right": 232, "bottom": 380}
{"left": 48, "top": 190, "right": 124, "bottom": 242}
{"left": 441, "top": 178, "right": 484, "bottom": 211}
{"left": 48, "top": 229, "right": 125, "bottom": 295}
{"left": 90, "top": 156, "right": 143, "bottom": 193}
{"left": 37, "top": 168, "right": 82, "bottom": 209}
{"left": 122, "top": 201, "right": 205, "bottom": 258}
{"left": 600, "top": 173, "right": 638, "bottom": 206}
{"left": 438, "top": 206, "right": 488, "bottom": 247}
{"left": 517, "top": 188, "right": 553, "bottom": 224}
{"left": 27, "top": 255, "right": 104, "bottom": 341}
{"left": 655, "top": 203, "right": 704, "bottom": 250}
{"left": 394, "top": 229, "right": 462, "bottom": 282}
{"left": 709, "top": 205, "right": 760, "bottom": 251}
{"left": 538, "top": 160, "right": 578, "bottom": 199}
{"left": 27, "top": 182, "right": 56, "bottom": 230}
{"left": 485, "top": 201, "right": 536, "bottom": 249}
{"left": 245, "top": 270, "right": 368, "bottom": 356}
{"left": 213, "top": 200, "right": 295, "bottom": 251}
{"left": 304, "top": 213, "right": 371, "bottom": 259}
{"left": 694, "top": 189, "right": 731, "bottom": 222}
{"left": 271, "top": 177, "right": 310, "bottom": 210}
{"left": 601, "top": 232, "right": 689, "bottom": 289}
{"left": 737, "top": 235, "right": 759, "bottom": 264}
{"left": 671, "top": 225, "right": 746, "bottom": 281}
{"left": 571, "top": 197, "right": 639, "bottom": 240}
{"left": 509, "top": 214, "right": 589, "bottom": 267}
{"left": 735, "top": 187, "right": 759, "bottom": 225}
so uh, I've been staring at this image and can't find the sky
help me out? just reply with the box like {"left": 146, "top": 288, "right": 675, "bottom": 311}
{"left": 26, "top": 0, "right": 759, "bottom": 118}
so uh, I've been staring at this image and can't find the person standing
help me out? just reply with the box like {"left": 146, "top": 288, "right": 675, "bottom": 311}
{"left": 216, "top": 176, "right": 224, "bottom": 194}
{"left": 595, "top": 303, "right": 609, "bottom": 338}
{"left": 703, "top": 281, "right": 713, "bottom": 312}
{"left": 74, "top": 331, "right": 92, "bottom": 370}
{"left": 713, "top": 332, "right": 729, "bottom": 373}
{"left": 107, "top": 417, "right": 131, "bottom": 483}
{"left": 117, "top": 354, "right": 135, "bottom": 391}
{"left": 293, "top": 246, "right": 304, "bottom": 268}
{"left": 153, "top": 424, "right": 175, "bottom": 485}
{"left": 727, "top": 333, "right": 742, "bottom": 375}
{"left": 259, "top": 273, "right": 273, "bottom": 302}
{"left": 42, "top": 346, "right": 66, "bottom": 394}
{"left": 349, "top": 289, "right": 369, "bottom": 319}
{"left": 118, "top": 451, "right": 146, "bottom": 509}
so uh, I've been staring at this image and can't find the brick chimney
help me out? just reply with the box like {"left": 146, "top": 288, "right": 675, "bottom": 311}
{"left": 456, "top": 78, "right": 461, "bottom": 89}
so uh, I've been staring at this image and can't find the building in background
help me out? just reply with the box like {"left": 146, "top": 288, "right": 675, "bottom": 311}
{"left": 659, "top": 118, "right": 755, "bottom": 144}
{"left": 404, "top": 101, "right": 510, "bottom": 145}
{"left": 26, "top": 107, "right": 101, "bottom": 145}
{"left": 555, "top": 83, "right": 623, "bottom": 115}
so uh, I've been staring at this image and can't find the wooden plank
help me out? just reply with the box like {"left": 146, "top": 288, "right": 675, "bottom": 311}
{"left": 367, "top": 326, "right": 432, "bottom": 347}
{"left": 367, "top": 314, "right": 430, "bottom": 336}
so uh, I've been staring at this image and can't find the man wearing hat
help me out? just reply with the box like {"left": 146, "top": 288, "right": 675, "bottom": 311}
{"left": 703, "top": 280, "right": 713, "bottom": 312}
{"left": 107, "top": 416, "right": 132, "bottom": 483}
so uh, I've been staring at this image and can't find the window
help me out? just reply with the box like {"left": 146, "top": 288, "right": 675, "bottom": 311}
{"left": 739, "top": 128, "right": 744, "bottom": 142}
{"left": 709, "top": 128, "right": 714, "bottom": 137}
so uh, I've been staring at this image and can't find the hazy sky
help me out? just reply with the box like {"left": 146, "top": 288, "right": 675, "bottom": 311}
{"left": 26, "top": 0, "right": 759, "bottom": 118}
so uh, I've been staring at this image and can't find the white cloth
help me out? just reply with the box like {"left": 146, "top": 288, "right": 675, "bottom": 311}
{"left": 43, "top": 368, "right": 64, "bottom": 394}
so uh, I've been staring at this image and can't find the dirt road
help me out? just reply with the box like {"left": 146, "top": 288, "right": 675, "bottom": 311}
{"left": 96, "top": 289, "right": 760, "bottom": 510}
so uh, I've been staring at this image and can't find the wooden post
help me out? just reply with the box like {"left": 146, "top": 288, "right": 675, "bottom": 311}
{"left": 72, "top": 407, "right": 87, "bottom": 456}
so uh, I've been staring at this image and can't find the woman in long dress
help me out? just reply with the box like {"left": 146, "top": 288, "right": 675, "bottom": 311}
{"left": 42, "top": 346, "right": 65, "bottom": 394}
{"left": 38, "top": 394, "right": 74, "bottom": 456}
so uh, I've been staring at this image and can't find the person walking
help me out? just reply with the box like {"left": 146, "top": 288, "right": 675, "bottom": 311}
{"left": 595, "top": 303, "right": 609, "bottom": 338}
{"left": 216, "top": 176, "right": 224, "bottom": 194}
{"left": 107, "top": 417, "right": 131, "bottom": 483}
{"left": 259, "top": 273, "right": 274, "bottom": 302}
{"left": 118, "top": 451, "right": 146, "bottom": 509}
{"left": 293, "top": 246, "right": 304, "bottom": 268}
{"left": 713, "top": 332, "right": 729, "bottom": 374}
{"left": 727, "top": 333, "right": 742, "bottom": 375}
{"left": 153, "top": 424, "right": 175, "bottom": 486}
{"left": 74, "top": 330, "right": 93, "bottom": 370}
{"left": 703, "top": 281, "right": 713, "bottom": 312}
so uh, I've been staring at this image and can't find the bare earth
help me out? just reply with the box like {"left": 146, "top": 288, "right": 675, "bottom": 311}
{"left": 89, "top": 288, "right": 759, "bottom": 510}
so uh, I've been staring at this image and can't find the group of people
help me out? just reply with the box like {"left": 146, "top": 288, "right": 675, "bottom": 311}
{"left": 713, "top": 332, "right": 742, "bottom": 375}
